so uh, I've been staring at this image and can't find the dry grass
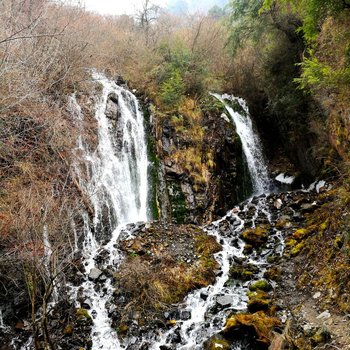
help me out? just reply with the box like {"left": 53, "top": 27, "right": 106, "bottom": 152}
{"left": 114, "top": 225, "right": 221, "bottom": 331}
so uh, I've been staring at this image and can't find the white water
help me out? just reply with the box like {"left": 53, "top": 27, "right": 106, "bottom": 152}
{"left": 150, "top": 196, "right": 284, "bottom": 349}
{"left": 212, "top": 93, "right": 270, "bottom": 195}
{"left": 71, "top": 73, "right": 149, "bottom": 349}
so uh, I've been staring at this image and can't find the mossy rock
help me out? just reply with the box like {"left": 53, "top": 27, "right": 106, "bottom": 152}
{"left": 223, "top": 311, "right": 281, "bottom": 347}
{"left": 204, "top": 335, "right": 231, "bottom": 350}
{"left": 76, "top": 308, "right": 91, "bottom": 320}
{"left": 267, "top": 255, "right": 280, "bottom": 264}
{"left": 195, "top": 235, "right": 222, "bottom": 256}
{"left": 264, "top": 267, "right": 282, "bottom": 281}
{"left": 249, "top": 280, "right": 272, "bottom": 292}
{"left": 247, "top": 291, "right": 271, "bottom": 312}
{"left": 243, "top": 244, "right": 254, "bottom": 254}
{"left": 291, "top": 242, "right": 305, "bottom": 256}
{"left": 229, "top": 264, "right": 258, "bottom": 281}
{"left": 310, "top": 326, "right": 331, "bottom": 346}
{"left": 118, "top": 324, "right": 129, "bottom": 335}
{"left": 293, "top": 228, "right": 310, "bottom": 240}
{"left": 241, "top": 226, "right": 269, "bottom": 247}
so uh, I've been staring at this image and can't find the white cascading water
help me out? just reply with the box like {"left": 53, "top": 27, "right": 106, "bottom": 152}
{"left": 70, "top": 72, "right": 149, "bottom": 349}
{"left": 212, "top": 93, "right": 270, "bottom": 195}
{"left": 150, "top": 196, "right": 283, "bottom": 350}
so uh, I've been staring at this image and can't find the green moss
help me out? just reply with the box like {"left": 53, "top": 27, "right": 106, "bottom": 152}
{"left": 168, "top": 181, "right": 188, "bottom": 223}
{"left": 241, "top": 226, "right": 269, "bottom": 247}
{"left": 249, "top": 280, "right": 272, "bottom": 292}
{"left": 247, "top": 290, "right": 271, "bottom": 312}
{"left": 76, "top": 308, "right": 91, "bottom": 320}
{"left": 200, "top": 95, "right": 226, "bottom": 114}
{"left": 293, "top": 228, "right": 310, "bottom": 240}
{"left": 291, "top": 242, "right": 305, "bottom": 256}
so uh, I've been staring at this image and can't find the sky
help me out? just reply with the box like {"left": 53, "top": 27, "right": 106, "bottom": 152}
{"left": 81, "top": 0, "right": 229, "bottom": 16}
{"left": 82, "top": 0, "right": 168, "bottom": 15}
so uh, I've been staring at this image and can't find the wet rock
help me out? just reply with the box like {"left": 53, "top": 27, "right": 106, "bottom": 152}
{"left": 180, "top": 310, "right": 191, "bottom": 320}
{"left": 115, "top": 75, "right": 126, "bottom": 86}
{"left": 223, "top": 311, "right": 280, "bottom": 347}
{"left": 200, "top": 291, "right": 209, "bottom": 300}
{"left": 105, "top": 92, "right": 120, "bottom": 120}
{"left": 216, "top": 295, "right": 232, "bottom": 308}
{"left": 240, "top": 226, "right": 269, "bottom": 247}
{"left": 88, "top": 268, "right": 103, "bottom": 281}
{"left": 81, "top": 298, "right": 93, "bottom": 310}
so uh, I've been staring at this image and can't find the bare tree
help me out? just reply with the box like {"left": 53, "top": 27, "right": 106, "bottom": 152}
{"left": 136, "top": 0, "right": 161, "bottom": 45}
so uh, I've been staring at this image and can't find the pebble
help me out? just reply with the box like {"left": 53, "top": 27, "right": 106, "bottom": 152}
{"left": 313, "top": 292, "right": 321, "bottom": 299}
{"left": 317, "top": 310, "right": 331, "bottom": 319}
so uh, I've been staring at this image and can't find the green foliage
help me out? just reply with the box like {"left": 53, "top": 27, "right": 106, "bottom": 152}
{"left": 160, "top": 68, "right": 185, "bottom": 107}
{"left": 295, "top": 51, "right": 350, "bottom": 90}
{"left": 157, "top": 42, "right": 207, "bottom": 108}
{"left": 227, "top": 0, "right": 267, "bottom": 53}
{"left": 262, "top": 0, "right": 350, "bottom": 43}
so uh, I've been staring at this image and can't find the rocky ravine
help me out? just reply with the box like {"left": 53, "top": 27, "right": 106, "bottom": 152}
{"left": 25, "top": 183, "right": 345, "bottom": 350}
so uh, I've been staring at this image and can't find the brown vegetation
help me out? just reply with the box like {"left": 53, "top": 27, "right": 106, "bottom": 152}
{"left": 114, "top": 223, "right": 221, "bottom": 332}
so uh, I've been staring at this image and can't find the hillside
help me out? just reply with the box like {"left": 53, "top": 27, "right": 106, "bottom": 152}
{"left": 0, "top": 1, "right": 349, "bottom": 349}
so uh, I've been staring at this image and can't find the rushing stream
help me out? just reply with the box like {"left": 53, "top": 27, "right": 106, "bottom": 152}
{"left": 149, "top": 196, "right": 283, "bottom": 349}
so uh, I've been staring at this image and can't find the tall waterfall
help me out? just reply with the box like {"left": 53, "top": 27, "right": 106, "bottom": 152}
{"left": 71, "top": 73, "right": 149, "bottom": 349}
{"left": 212, "top": 93, "right": 270, "bottom": 195}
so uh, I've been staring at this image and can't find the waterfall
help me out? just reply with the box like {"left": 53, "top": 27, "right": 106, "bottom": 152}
{"left": 150, "top": 94, "right": 275, "bottom": 349}
{"left": 71, "top": 73, "right": 149, "bottom": 349}
{"left": 212, "top": 93, "right": 270, "bottom": 195}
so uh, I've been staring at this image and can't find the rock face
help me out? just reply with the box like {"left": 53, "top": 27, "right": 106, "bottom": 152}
{"left": 148, "top": 95, "right": 250, "bottom": 225}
